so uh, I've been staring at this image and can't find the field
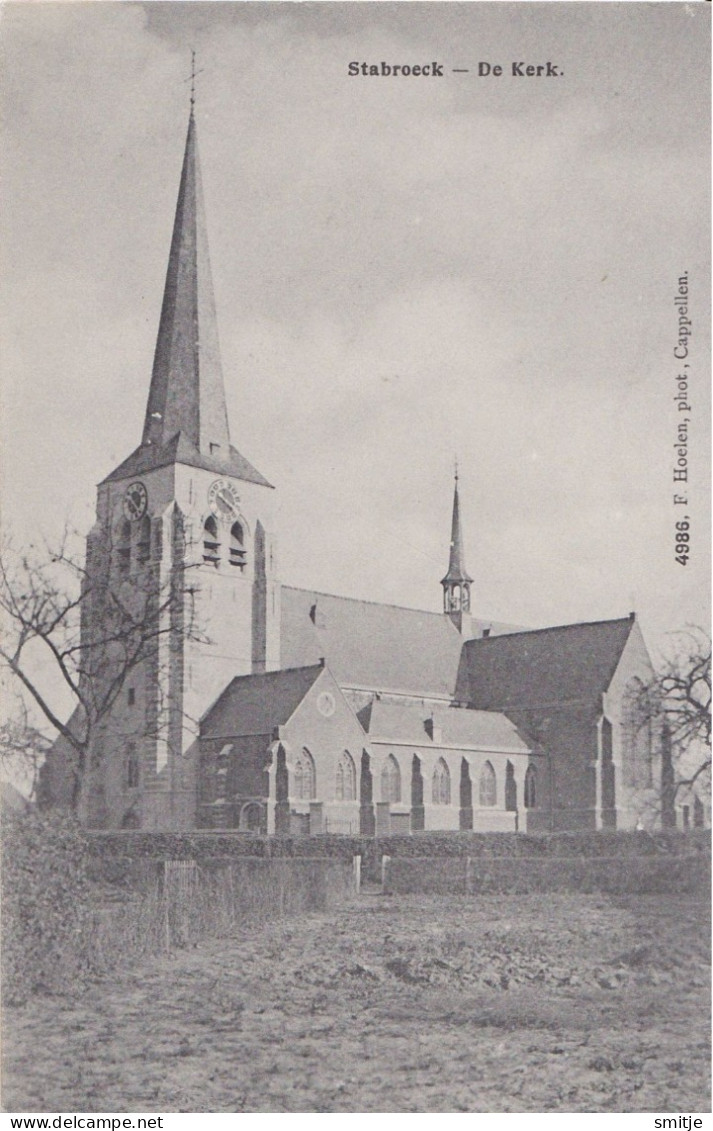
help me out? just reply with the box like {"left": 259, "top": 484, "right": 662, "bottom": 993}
{"left": 2, "top": 890, "right": 710, "bottom": 1113}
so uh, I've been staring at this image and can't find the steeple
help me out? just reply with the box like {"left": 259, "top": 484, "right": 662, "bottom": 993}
{"left": 102, "top": 101, "right": 271, "bottom": 488}
{"left": 441, "top": 466, "right": 473, "bottom": 626}
{"left": 142, "top": 104, "right": 230, "bottom": 455}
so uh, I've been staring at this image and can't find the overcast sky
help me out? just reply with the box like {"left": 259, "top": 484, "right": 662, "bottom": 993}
{"left": 2, "top": 1, "right": 710, "bottom": 662}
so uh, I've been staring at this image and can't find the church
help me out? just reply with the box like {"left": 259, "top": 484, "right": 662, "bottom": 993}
{"left": 42, "top": 104, "right": 661, "bottom": 835}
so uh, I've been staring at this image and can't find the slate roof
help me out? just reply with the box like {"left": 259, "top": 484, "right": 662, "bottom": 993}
{"left": 462, "top": 615, "right": 636, "bottom": 711}
{"left": 280, "top": 587, "right": 525, "bottom": 698}
{"left": 280, "top": 587, "right": 466, "bottom": 698}
{"left": 140, "top": 110, "right": 231, "bottom": 456}
{"left": 101, "top": 433, "right": 272, "bottom": 487}
{"left": 201, "top": 664, "right": 324, "bottom": 738}
{"left": 365, "top": 701, "right": 531, "bottom": 753}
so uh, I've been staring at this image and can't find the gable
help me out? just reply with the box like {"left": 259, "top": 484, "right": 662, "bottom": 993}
{"left": 462, "top": 616, "right": 636, "bottom": 711}
{"left": 282, "top": 667, "right": 368, "bottom": 755}
{"left": 200, "top": 664, "right": 323, "bottom": 738}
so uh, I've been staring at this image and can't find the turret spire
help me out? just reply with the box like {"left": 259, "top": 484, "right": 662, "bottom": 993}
{"left": 142, "top": 100, "right": 230, "bottom": 456}
{"left": 441, "top": 467, "right": 473, "bottom": 625}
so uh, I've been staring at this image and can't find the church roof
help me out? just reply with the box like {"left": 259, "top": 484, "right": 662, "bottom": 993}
{"left": 365, "top": 701, "right": 531, "bottom": 753}
{"left": 100, "top": 432, "right": 272, "bottom": 487}
{"left": 200, "top": 664, "right": 324, "bottom": 738}
{"left": 461, "top": 615, "right": 636, "bottom": 710}
{"left": 280, "top": 587, "right": 466, "bottom": 698}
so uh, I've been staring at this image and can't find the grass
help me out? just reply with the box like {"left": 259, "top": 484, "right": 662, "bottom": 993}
{"left": 2, "top": 890, "right": 709, "bottom": 1113}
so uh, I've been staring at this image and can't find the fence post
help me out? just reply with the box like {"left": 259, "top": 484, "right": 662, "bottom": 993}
{"left": 353, "top": 854, "right": 362, "bottom": 895}
{"left": 465, "top": 855, "right": 472, "bottom": 895}
{"left": 163, "top": 861, "right": 171, "bottom": 952}
{"left": 381, "top": 854, "right": 391, "bottom": 892}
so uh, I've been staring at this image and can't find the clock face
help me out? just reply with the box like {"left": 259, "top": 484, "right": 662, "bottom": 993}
{"left": 208, "top": 479, "right": 241, "bottom": 520}
{"left": 123, "top": 481, "right": 148, "bottom": 521}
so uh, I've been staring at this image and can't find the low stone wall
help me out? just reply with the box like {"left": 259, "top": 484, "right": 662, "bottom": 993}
{"left": 382, "top": 851, "right": 710, "bottom": 896}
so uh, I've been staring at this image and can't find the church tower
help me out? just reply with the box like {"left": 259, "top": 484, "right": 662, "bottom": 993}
{"left": 84, "top": 100, "right": 280, "bottom": 830}
{"left": 441, "top": 468, "right": 473, "bottom": 634}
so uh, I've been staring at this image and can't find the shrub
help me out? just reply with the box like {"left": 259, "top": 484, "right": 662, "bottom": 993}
{"left": 1, "top": 810, "right": 93, "bottom": 1005}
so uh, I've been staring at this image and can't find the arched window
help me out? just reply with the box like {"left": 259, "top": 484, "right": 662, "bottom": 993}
{"left": 294, "top": 749, "right": 316, "bottom": 800}
{"left": 432, "top": 758, "right": 451, "bottom": 805}
{"left": 117, "top": 519, "right": 132, "bottom": 574}
{"left": 381, "top": 755, "right": 401, "bottom": 803}
{"left": 524, "top": 765, "right": 537, "bottom": 809}
{"left": 479, "top": 761, "right": 496, "bottom": 807}
{"left": 505, "top": 761, "right": 517, "bottom": 811}
{"left": 203, "top": 516, "right": 220, "bottom": 565}
{"left": 336, "top": 751, "right": 356, "bottom": 801}
{"left": 126, "top": 748, "right": 140, "bottom": 789}
{"left": 623, "top": 677, "right": 652, "bottom": 788}
{"left": 137, "top": 514, "right": 151, "bottom": 565}
{"left": 229, "top": 521, "right": 247, "bottom": 571}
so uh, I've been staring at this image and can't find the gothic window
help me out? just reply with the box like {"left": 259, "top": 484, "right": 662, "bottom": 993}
{"left": 381, "top": 755, "right": 401, "bottom": 803}
{"left": 479, "top": 761, "right": 497, "bottom": 807}
{"left": 623, "top": 677, "right": 653, "bottom": 788}
{"left": 126, "top": 749, "right": 140, "bottom": 789}
{"left": 137, "top": 514, "right": 151, "bottom": 565}
{"left": 524, "top": 765, "right": 537, "bottom": 809}
{"left": 294, "top": 749, "right": 316, "bottom": 800}
{"left": 336, "top": 751, "right": 356, "bottom": 801}
{"left": 505, "top": 761, "right": 517, "bottom": 811}
{"left": 229, "top": 521, "right": 247, "bottom": 571}
{"left": 432, "top": 758, "right": 451, "bottom": 805}
{"left": 117, "top": 519, "right": 131, "bottom": 574}
{"left": 203, "top": 516, "right": 220, "bottom": 565}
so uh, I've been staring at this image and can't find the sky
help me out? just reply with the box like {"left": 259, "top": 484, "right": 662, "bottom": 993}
{"left": 2, "top": 1, "right": 710, "bottom": 666}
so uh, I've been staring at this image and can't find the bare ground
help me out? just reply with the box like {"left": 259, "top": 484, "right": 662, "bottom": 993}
{"left": 2, "top": 891, "right": 710, "bottom": 1113}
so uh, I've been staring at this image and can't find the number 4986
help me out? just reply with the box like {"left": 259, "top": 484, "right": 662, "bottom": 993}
{"left": 675, "top": 518, "right": 690, "bottom": 566}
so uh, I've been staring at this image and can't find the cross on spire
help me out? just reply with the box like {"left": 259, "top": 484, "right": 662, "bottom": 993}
{"left": 185, "top": 49, "right": 204, "bottom": 112}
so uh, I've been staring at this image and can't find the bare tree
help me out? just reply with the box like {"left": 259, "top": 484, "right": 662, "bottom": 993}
{"left": 0, "top": 692, "right": 53, "bottom": 800}
{"left": 0, "top": 524, "right": 202, "bottom": 813}
{"left": 629, "top": 627, "right": 711, "bottom": 826}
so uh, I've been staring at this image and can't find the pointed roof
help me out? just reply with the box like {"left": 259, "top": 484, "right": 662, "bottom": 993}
{"left": 441, "top": 473, "right": 473, "bottom": 585}
{"left": 143, "top": 106, "right": 229, "bottom": 454}
{"left": 200, "top": 664, "right": 325, "bottom": 737}
{"left": 102, "top": 432, "right": 272, "bottom": 487}
{"left": 461, "top": 615, "right": 637, "bottom": 710}
{"left": 103, "top": 107, "right": 270, "bottom": 488}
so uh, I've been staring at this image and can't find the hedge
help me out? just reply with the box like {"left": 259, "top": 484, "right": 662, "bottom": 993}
{"left": 87, "top": 827, "right": 711, "bottom": 883}
{"left": 383, "top": 852, "right": 711, "bottom": 896}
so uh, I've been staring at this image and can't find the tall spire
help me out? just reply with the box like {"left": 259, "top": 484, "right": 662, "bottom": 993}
{"left": 441, "top": 466, "right": 473, "bottom": 624}
{"left": 142, "top": 101, "right": 230, "bottom": 456}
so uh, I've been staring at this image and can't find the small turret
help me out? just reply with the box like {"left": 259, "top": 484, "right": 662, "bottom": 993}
{"left": 441, "top": 466, "right": 473, "bottom": 632}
